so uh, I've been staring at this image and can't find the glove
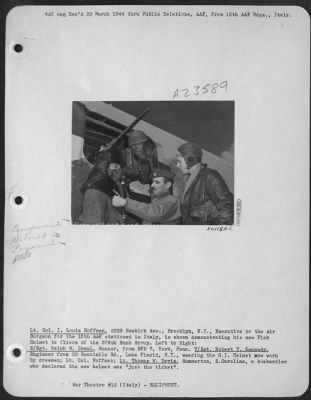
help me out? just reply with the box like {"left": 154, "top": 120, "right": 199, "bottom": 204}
{"left": 112, "top": 195, "right": 127, "bottom": 208}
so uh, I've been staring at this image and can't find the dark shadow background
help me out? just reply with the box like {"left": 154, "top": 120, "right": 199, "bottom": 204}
{"left": 110, "top": 101, "right": 234, "bottom": 157}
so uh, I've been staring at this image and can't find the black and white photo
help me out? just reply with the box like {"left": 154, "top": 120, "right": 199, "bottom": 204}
{"left": 72, "top": 101, "right": 234, "bottom": 225}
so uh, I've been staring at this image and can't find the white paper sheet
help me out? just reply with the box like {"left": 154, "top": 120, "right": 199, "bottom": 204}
{"left": 4, "top": 4, "right": 309, "bottom": 397}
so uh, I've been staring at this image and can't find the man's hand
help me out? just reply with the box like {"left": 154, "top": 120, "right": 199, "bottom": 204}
{"left": 112, "top": 195, "right": 127, "bottom": 208}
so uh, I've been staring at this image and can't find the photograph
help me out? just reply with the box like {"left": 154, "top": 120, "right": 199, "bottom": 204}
{"left": 72, "top": 101, "right": 234, "bottom": 225}
{"left": 4, "top": 3, "right": 309, "bottom": 397}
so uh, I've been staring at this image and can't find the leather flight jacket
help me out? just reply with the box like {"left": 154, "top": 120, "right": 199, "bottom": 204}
{"left": 182, "top": 164, "right": 234, "bottom": 225}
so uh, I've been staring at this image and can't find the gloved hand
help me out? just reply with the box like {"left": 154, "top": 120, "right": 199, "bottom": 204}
{"left": 112, "top": 195, "right": 127, "bottom": 208}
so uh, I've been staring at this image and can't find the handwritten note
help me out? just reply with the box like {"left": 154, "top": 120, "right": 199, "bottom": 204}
{"left": 10, "top": 221, "right": 69, "bottom": 264}
{"left": 172, "top": 81, "right": 228, "bottom": 99}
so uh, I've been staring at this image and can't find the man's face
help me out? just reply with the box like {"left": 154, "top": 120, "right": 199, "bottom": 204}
{"left": 131, "top": 143, "right": 146, "bottom": 160}
{"left": 151, "top": 177, "right": 171, "bottom": 197}
{"left": 176, "top": 152, "right": 189, "bottom": 174}
{"left": 108, "top": 163, "right": 122, "bottom": 182}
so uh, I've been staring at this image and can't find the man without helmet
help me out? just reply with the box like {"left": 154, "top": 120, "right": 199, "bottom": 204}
{"left": 112, "top": 168, "right": 181, "bottom": 224}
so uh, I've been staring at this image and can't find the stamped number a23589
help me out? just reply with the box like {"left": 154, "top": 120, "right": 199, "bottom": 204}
{"left": 172, "top": 81, "right": 228, "bottom": 99}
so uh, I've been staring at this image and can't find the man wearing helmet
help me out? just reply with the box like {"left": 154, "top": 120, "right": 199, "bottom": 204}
{"left": 122, "top": 129, "right": 159, "bottom": 186}
{"left": 176, "top": 142, "right": 234, "bottom": 225}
